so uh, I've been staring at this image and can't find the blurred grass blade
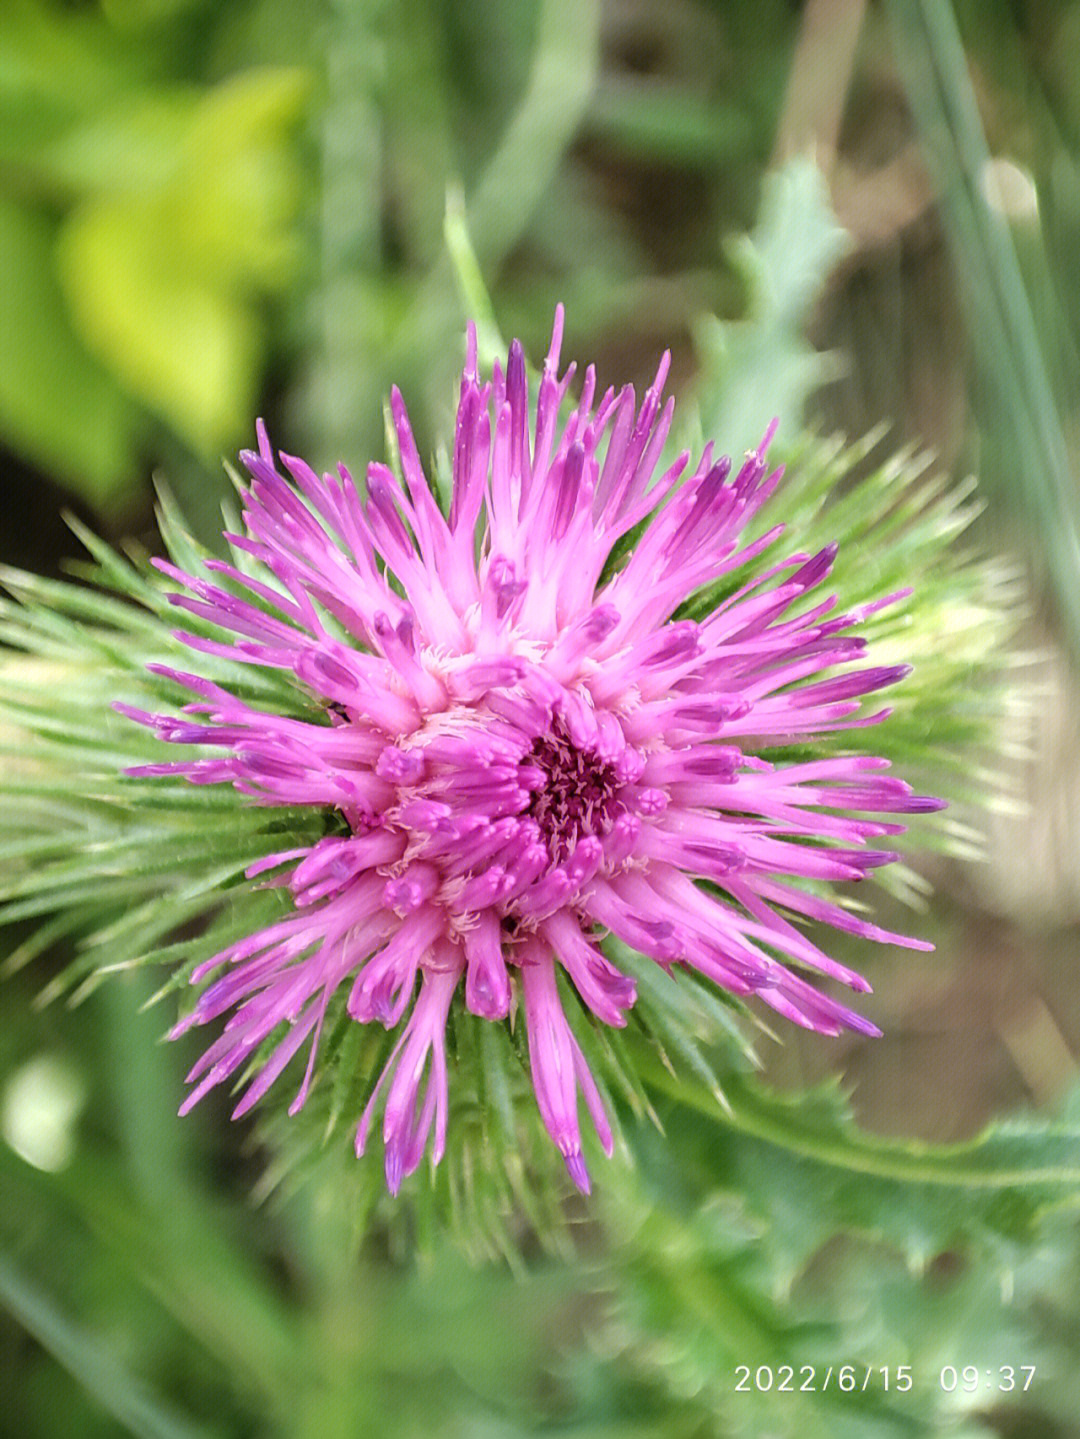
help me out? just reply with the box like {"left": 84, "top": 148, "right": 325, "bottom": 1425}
{"left": 0, "top": 1253, "right": 213, "bottom": 1439}
{"left": 466, "top": 0, "right": 601, "bottom": 273}
{"left": 405, "top": 0, "right": 601, "bottom": 371}
{"left": 443, "top": 189, "right": 504, "bottom": 370}
{"left": 887, "top": 0, "right": 1080, "bottom": 653}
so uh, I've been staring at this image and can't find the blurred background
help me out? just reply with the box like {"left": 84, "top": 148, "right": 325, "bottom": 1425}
{"left": 3, "top": 0, "right": 1080, "bottom": 1435}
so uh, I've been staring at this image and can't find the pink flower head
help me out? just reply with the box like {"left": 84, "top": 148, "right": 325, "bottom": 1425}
{"left": 122, "top": 308, "right": 943, "bottom": 1194}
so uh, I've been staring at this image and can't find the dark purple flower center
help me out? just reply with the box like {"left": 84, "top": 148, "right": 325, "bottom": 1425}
{"left": 527, "top": 721, "right": 624, "bottom": 865}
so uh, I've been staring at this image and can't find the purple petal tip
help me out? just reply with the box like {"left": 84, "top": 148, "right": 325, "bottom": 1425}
{"left": 564, "top": 1152, "right": 591, "bottom": 1195}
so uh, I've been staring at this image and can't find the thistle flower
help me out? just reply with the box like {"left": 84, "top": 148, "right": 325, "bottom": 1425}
{"left": 121, "top": 308, "right": 942, "bottom": 1194}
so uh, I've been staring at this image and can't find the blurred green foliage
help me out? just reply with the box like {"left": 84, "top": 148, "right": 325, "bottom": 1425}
{"left": 3, "top": 1, "right": 1080, "bottom": 1438}
{"left": 0, "top": 0, "right": 308, "bottom": 519}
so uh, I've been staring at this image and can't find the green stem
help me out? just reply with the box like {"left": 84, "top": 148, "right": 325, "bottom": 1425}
{"left": 639, "top": 1053, "right": 1080, "bottom": 1191}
